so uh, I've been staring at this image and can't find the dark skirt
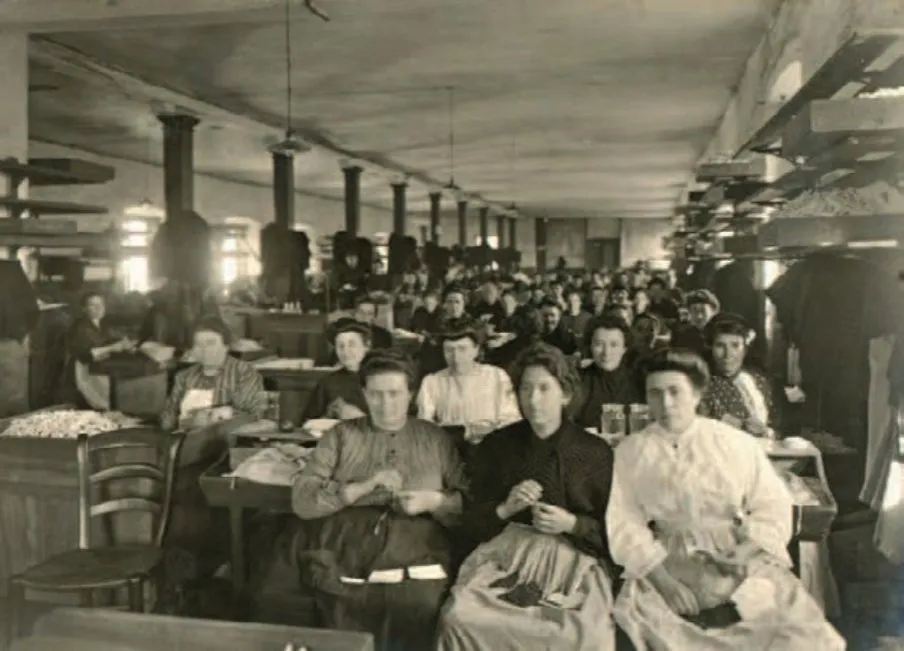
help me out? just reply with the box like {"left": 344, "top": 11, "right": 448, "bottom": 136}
{"left": 286, "top": 506, "right": 455, "bottom": 651}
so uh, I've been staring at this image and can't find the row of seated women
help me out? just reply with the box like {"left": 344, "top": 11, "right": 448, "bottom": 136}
{"left": 303, "top": 306, "right": 776, "bottom": 443}
{"left": 282, "top": 343, "right": 843, "bottom": 651}
{"left": 149, "top": 313, "right": 836, "bottom": 649}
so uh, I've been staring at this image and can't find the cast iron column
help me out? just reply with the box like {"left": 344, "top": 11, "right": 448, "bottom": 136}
{"left": 158, "top": 113, "right": 200, "bottom": 219}
{"left": 478, "top": 206, "right": 489, "bottom": 245}
{"left": 496, "top": 215, "right": 506, "bottom": 248}
{"left": 391, "top": 181, "right": 407, "bottom": 235}
{"left": 428, "top": 191, "right": 442, "bottom": 243}
{"left": 457, "top": 199, "right": 468, "bottom": 247}
{"left": 508, "top": 216, "right": 517, "bottom": 250}
{"left": 272, "top": 152, "right": 294, "bottom": 230}
{"left": 535, "top": 217, "right": 548, "bottom": 273}
{"left": 343, "top": 165, "right": 362, "bottom": 235}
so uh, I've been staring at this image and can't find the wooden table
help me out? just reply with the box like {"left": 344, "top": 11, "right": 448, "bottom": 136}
{"left": 16, "top": 606, "right": 372, "bottom": 651}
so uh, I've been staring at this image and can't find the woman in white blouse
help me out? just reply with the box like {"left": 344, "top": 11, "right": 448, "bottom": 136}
{"left": 417, "top": 323, "right": 521, "bottom": 443}
{"left": 606, "top": 348, "right": 843, "bottom": 651}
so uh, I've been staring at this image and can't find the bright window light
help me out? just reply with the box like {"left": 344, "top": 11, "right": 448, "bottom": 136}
{"left": 222, "top": 256, "right": 239, "bottom": 285}
{"left": 121, "top": 256, "right": 149, "bottom": 292}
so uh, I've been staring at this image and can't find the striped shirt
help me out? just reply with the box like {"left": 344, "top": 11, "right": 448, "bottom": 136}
{"left": 159, "top": 355, "right": 267, "bottom": 430}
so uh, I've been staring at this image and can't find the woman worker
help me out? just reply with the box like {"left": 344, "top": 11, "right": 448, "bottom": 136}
{"left": 290, "top": 349, "right": 466, "bottom": 651}
{"left": 301, "top": 317, "right": 370, "bottom": 422}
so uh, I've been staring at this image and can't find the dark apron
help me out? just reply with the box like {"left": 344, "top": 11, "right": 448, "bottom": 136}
{"left": 285, "top": 507, "right": 455, "bottom": 651}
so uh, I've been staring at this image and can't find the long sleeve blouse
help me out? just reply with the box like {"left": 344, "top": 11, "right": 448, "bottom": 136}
{"left": 606, "top": 417, "right": 793, "bottom": 580}
{"left": 292, "top": 417, "right": 466, "bottom": 523}
{"left": 462, "top": 418, "right": 615, "bottom": 560}
{"left": 159, "top": 355, "right": 267, "bottom": 430}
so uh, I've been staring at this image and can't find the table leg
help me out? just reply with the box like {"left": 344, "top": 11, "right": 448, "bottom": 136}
{"left": 789, "top": 539, "right": 801, "bottom": 576}
{"left": 229, "top": 506, "right": 246, "bottom": 602}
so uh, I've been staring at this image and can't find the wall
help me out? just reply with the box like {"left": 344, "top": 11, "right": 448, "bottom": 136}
{"left": 27, "top": 141, "right": 395, "bottom": 253}
{"left": 619, "top": 219, "right": 672, "bottom": 267}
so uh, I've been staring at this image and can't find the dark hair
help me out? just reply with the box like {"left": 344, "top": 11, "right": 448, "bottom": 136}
{"left": 359, "top": 349, "right": 418, "bottom": 390}
{"left": 584, "top": 314, "right": 632, "bottom": 351}
{"left": 538, "top": 298, "right": 562, "bottom": 311}
{"left": 329, "top": 317, "right": 372, "bottom": 346}
{"left": 80, "top": 291, "right": 104, "bottom": 308}
{"left": 510, "top": 342, "right": 580, "bottom": 399}
{"left": 686, "top": 289, "right": 720, "bottom": 311}
{"left": 648, "top": 277, "right": 668, "bottom": 289}
{"left": 355, "top": 294, "right": 376, "bottom": 308}
{"left": 642, "top": 348, "right": 710, "bottom": 391}
{"left": 440, "top": 322, "right": 484, "bottom": 347}
{"left": 192, "top": 315, "right": 232, "bottom": 345}
{"left": 705, "top": 313, "right": 753, "bottom": 346}
{"left": 443, "top": 283, "right": 467, "bottom": 301}
{"left": 501, "top": 288, "right": 517, "bottom": 299}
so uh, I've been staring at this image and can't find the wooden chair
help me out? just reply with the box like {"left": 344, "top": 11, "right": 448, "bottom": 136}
{"left": 6, "top": 427, "right": 185, "bottom": 642}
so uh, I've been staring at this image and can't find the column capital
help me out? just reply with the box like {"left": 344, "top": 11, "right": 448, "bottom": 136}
{"left": 428, "top": 190, "right": 442, "bottom": 200}
{"left": 340, "top": 160, "right": 362, "bottom": 173}
{"left": 157, "top": 113, "right": 200, "bottom": 131}
{"left": 390, "top": 180, "right": 408, "bottom": 189}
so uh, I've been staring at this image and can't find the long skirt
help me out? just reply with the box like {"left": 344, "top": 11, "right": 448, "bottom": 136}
{"left": 289, "top": 507, "right": 454, "bottom": 651}
{"left": 614, "top": 560, "right": 846, "bottom": 651}
{"left": 437, "top": 523, "right": 616, "bottom": 651}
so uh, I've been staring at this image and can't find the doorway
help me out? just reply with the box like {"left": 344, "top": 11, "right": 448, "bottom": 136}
{"left": 585, "top": 238, "right": 620, "bottom": 270}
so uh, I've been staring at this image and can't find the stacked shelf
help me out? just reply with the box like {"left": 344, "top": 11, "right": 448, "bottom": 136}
{"left": 0, "top": 157, "right": 113, "bottom": 251}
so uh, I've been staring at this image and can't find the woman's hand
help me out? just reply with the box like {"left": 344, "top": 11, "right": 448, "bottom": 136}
{"left": 648, "top": 565, "right": 700, "bottom": 616}
{"left": 531, "top": 503, "right": 577, "bottom": 535}
{"left": 370, "top": 468, "right": 404, "bottom": 493}
{"left": 394, "top": 490, "right": 444, "bottom": 515}
{"left": 744, "top": 417, "right": 769, "bottom": 437}
{"left": 497, "top": 480, "right": 543, "bottom": 519}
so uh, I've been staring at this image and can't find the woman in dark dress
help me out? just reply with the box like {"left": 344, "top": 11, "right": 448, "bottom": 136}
{"left": 290, "top": 350, "right": 466, "bottom": 651}
{"left": 437, "top": 343, "right": 617, "bottom": 651}
{"left": 63, "top": 292, "right": 133, "bottom": 409}
{"left": 573, "top": 315, "right": 643, "bottom": 429}
{"left": 301, "top": 318, "right": 370, "bottom": 422}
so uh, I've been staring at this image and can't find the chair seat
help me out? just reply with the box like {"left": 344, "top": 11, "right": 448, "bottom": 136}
{"left": 13, "top": 545, "right": 162, "bottom": 590}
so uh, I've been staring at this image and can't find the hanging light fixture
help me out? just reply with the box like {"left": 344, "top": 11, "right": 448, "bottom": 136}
{"left": 268, "top": 0, "right": 313, "bottom": 156}
{"left": 443, "top": 86, "right": 462, "bottom": 197}
{"left": 125, "top": 128, "right": 165, "bottom": 218}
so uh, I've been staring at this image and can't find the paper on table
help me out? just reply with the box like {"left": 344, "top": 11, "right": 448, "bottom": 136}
{"left": 367, "top": 568, "right": 405, "bottom": 584}
{"left": 339, "top": 576, "right": 366, "bottom": 585}
{"left": 408, "top": 564, "right": 447, "bottom": 580}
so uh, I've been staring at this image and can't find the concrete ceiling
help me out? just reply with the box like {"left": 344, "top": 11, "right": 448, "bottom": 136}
{"left": 21, "top": 0, "right": 781, "bottom": 219}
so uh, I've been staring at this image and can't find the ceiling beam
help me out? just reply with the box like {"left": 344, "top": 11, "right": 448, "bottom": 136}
{"left": 0, "top": 0, "right": 296, "bottom": 32}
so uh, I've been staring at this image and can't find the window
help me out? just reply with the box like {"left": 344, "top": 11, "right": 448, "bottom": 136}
{"left": 118, "top": 217, "right": 156, "bottom": 292}
{"left": 121, "top": 256, "right": 149, "bottom": 292}
{"left": 220, "top": 234, "right": 245, "bottom": 285}
{"left": 474, "top": 235, "right": 499, "bottom": 249}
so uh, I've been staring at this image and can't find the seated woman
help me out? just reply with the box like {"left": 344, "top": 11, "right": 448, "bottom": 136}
{"left": 437, "top": 343, "right": 617, "bottom": 651}
{"left": 606, "top": 349, "right": 844, "bottom": 651}
{"left": 290, "top": 350, "right": 466, "bottom": 651}
{"left": 409, "top": 289, "right": 443, "bottom": 337}
{"left": 670, "top": 289, "right": 720, "bottom": 356}
{"left": 417, "top": 284, "right": 486, "bottom": 378}
{"left": 573, "top": 315, "right": 643, "bottom": 429}
{"left": 63, "top": 291, "right": 134, "bottom": 410}
{"left": 301, "top": 318, "right": 370, "bottom": 422}
{"left": 417, "top": 323, "right": 521, "bottom": 444}
{"left": 159, "top": 316, "right": 268, "bottom": 430}
{"left": 698, "top": 314, "right": 777, "bottom": 437}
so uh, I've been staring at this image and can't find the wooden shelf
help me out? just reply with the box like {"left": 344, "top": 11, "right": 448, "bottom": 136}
{"left": 0, "top": 231, "right": 111, "bottom": 249}
{"left": 0, "top": 196, "right": 107, "bottom": 217}
{"left": 783, "top": 96, "right": 904, "bottom": 161}
{"left": 0, "top": 157, "right": 115, "bottom": 187}
{"left": 735, "top": 30, "right": 904, "bottom": 156}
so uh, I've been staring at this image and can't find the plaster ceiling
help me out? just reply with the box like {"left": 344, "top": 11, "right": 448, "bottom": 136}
{"left": 26, "top": 0, "right": 781, "bottom": 219}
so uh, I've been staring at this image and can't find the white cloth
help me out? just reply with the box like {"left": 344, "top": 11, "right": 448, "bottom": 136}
{"left": 417, "top": 364, "right": 521, "bottom": 436}
{"left": 606, "top": 417, "right": 844, "bottom": 651}
{"left": 862, "top": 336, "right": 896, "bottom": 510}
{"left": 74, "top": 359, "right": 110, "bottom": 411}
{"left": 734, "top": 371, "right": 769, "bottom": 425}
{"left": 179, "top": 388, "right": 215, "bottom": 419}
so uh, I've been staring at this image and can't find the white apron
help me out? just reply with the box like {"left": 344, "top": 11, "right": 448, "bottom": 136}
{"left": 74, "top": 360, "right": 111, "bottom": 411}
{"left": 179, "top": 388, "right": 215, "bottom": 421}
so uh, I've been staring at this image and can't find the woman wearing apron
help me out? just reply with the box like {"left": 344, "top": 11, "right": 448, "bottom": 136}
{"left": 159, "top": 316, "right": 268, "bottom": 431}
{"left": 64, "top": 292, "right": 134, "bottom": 410}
